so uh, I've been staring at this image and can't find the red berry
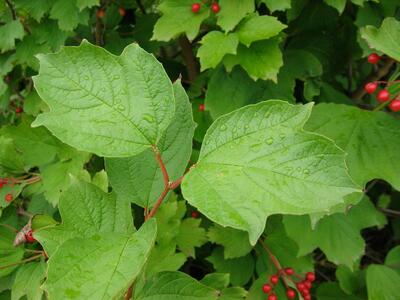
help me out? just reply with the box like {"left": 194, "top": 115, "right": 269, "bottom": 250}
{"left": 97, "top": 9, "right": 105, "bottom": 18}
{"left": 262, "top": 283, "right": 272, "bottom": 294}
{"left": 286, "top": 289, "right": 296, "bottom": 299}
{"left": 284, "top": 267, "right": 294, "bottom": 275}
{"left": 304, "top": 295, "right": 311, "bottom": 300}
{"left": 118, "top": 7, "right": 126, "bottom": 16}
{"left": 367, "top": 53, "right": 381, "bottom": 64}
{"left": 364, "top": 82, "right": 378, "bottom": 94}
{"left": 198, "top": 103, "right": 205, "bottom": 112}
{"left": 268, "top": 294, "right": 278, "bottom": 300}
{"left": 296, "top": 282, "right": 305, "bottom": 292}
{"left": 304, "top": 280, "right": 312, "bottom": 289}
{"left": 306, "top": 272, "right": 315, "bottom": 282}
{"left": 0, "top": 182, "right": 3, "bottom": 189}
{"left": 0, "top": 178, "right": 8, "bottom": 185}
{"left": 211, "top": 2, "right": 220, "bottom": 13}
{"left": 377, "top": 89, "right": 390, "bottom": 102}
{"left": 191, "top": 3, "right": 201, "bottom": 13}
{"left": 191, "top": 211, "right": 199, "bottom": 218}
{"left": 301, "top": 288, "right": 310, "bottom": 296}
{"left": 389, "top": 99, "right": 400, "bottom": 112}
{"left": 25, "top": 230, "right": 35, "bottom": 243}
{"left": 4, "top": 193, "right": 13, "bottom": 202}
{"left": 15, "top": 107, "right": 23, "bottom": 113}
{"left": 270, "top": 275, "right": 279, "bottom": 285}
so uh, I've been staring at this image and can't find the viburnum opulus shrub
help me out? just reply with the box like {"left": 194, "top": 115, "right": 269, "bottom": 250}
{"left": 0, "top": 1, "right": 400, "bottom": 299}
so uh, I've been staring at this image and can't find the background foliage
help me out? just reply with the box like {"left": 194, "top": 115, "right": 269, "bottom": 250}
{"left": 0, "top": 0, "right": 400, "bottom": 299}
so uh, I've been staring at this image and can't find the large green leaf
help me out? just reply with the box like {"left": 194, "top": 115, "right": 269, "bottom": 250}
{"left": 197, "top": 31, "right": 238, "bottom": 71}
{"left": 11, "top": 261, "right": 46, "bottom": 300}
{"left": 182, "top": 101, "right": 360, "bottom": 244}
{"left": 152, "top": 0, "right": 210, "bottom": 41}
{"left": 216, "top": 0, "right": 254, "bottom": 32}
{"left": 176, "top": 218, "right": 207, "bottom": 257}
{"left": 305, "top": 103, "right": 400, "bottom": 189}
{"left": 33, "top": 40, "right": 175, "bottom": 157}
{"left": 43, "top": 219, "right": 157, "bottom": 300}
{"left": 0, "top": 227, "right": 24, "bottom": 277}
{"left": 135, "top": 271, "right": 218, "bottom": 300}
{"left": 360, "top": 17, "right": 400, "bottom": 61}
{"left": 106, "top": 81, "right": 195, "bottom": 207}
{"left": 283, "top": 198, "right": 386, "bottom": 267}
{"left": 366, "top": 265, "right": 400, "bottom": 300}
{"left": 261, "top": 0, "right": 291, "bottom": 12}
{"left": 224, "top": 38, "right": 283, "bottom": 81}
{"left": 35, "top": 180, "right": 134, "bottom": 256}
{"left": 236, "top": 14, "right": 287, "bottom": 47}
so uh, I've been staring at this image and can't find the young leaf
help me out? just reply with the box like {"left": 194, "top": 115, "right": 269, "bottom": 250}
{"left": 182, "top": 100, "right": 360, "bottom": 244}
{"left": 261, "top": 0, "right": 291, "bottom": 12}
{"left": 361, "top": 17, "right": 400, "bottom": 61}
{"left": 306, "top": 103, "right": 400, "bottom": 189}
{"left": 224, "top": 38, "right": 283, "bottom": 82}
{"left": 316, "top": 282, "right": 363, "bottom": 300}
{"left": 135, "top": 271, "right": 218, "bottom": 300}
{"left": 324, "top": 0, "right": 347, "bottom": 14}
{"left": 106, "top": 81, "right": 194, "bottom": 207}
{"left": 176, "top": 218, "right": 207, "bottom": 257}
{"left": 0, "top": 21, "right": 24, "bottom": 53}
{"left": 11, "top": 261, "right": 46, "bottom": 300}
{"left": 236, "top": 14, "right": 287, "bottom": 47}
{"left": 216, "top": 0, "right": 254, "bottom": 32}
{"left": 33, "top": 40, "right": 175, "bottom": 157}
{"left": 49, "top": 0, "right": 83, "bottom": 31}
{"left": 152, "top": 0, "right": 210, "bottom": 41}
{"left": 34, "top": 180, "right": 134, "bottom": 255}
{"left": 197, "top": 31, "right": 239, "bottom": 71}
{"left": 43, "top": 219, "right": 157, "bottom": 300}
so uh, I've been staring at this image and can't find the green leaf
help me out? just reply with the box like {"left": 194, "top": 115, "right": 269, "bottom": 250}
{"left": 283, "top": 198, "right": 386, "bottom": 267}
{"left": 76, "top": 0, "right": 99, "bottom": 10}
{"left": 219, "top": 287, "right": 247, "bottom": 300}
{"left": 43, "top": 219, "right": 157, "bottom": 300}
{"left": 305, "top": 103, "right": 400, "bottom": 189}
{"left": 0, "top": 227, "right": 24, "bottom": 277}
{"left": 106, "top": 81, "right": 194, "bottom": 207}
{"left": 224, "top": 38, "right": 283, "bottom": 81}
{"left": 360, "top": 17, "right": 400, "bottom": 61}
{"left": 182, "top": 100, "right": 360, "bottom": 244}
{"left": 261, "top": 0, "right": 291, "bottom": 12}
{"left": 385, "top": 245, "right": 400, "bottom": 271}
{"left": 336, "top": 265, "right": 363, "bottom": 295}
{"left": 197, "top": 31, "right": 239, "bottom": 71}
{"left": 207, "top": 248, "right": 254, "bottom": 286}
{"left": 11, "top": 261, "right": 46, "bottom": 300}
{"left": 176, "top": 218, "right": 207, "bottom": 257}
{"left": 14, "top": 0, "right": 52, "bottom": 21}
{"left": 236, "top": 14, "right": 287, "bottom": 47}
{"left": 366, "top": 265, "right": 400, "bottom": 300}
{"left": 0, "top": 20, "right": 24, "bottom": 53}
{"left": 207, "top": 225, "right": 252, "bottom": 259}
{"left": 33, "top": 40, "right": 175, "bottom": 157}
{"left": 200, "top": 273, "right": 230, "bottom": 290}
{"left": 0, "top": 136, "right": 25, "bottom": 176}
{"left": 216, "top": 0, "right": 254, "bottom": 32}
{"left": 136, "top": 271, "right": 218, "bottom": 300}
{"left": 324, "top": 0, "right": 347, "bottom": 14}
{"left": 35, "top": 180, "right": 134, "bottom": 256}
{"left": 317, "top": 282, "right": 363, "bottom": 300}
{"left": 39, "top": 152, "right": 90, "bottom": 205}
{"left": 152, "top": 0, "right": 210, "bottom": 41}
{"left": 49, "top": 0, "right": 82, "bottom": 31}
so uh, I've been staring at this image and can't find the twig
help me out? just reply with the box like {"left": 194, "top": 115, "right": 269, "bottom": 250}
{"left": 0, "top": 254, "right": 43, "bottom": 270}
{"left": 135, "top": 0, "right": 146, "bottom": 14}
{"left": 352, "top": 58, "right": 396, "bottom": 100}
{"left": 179, "top": 36, "right": 198, "bottom": 83}
{"left": 5, "top": 0, "right": 16, "bottom": 20}
{"left": 17, "top": 207, "right": 33, "bottom": 218}
{"left": 95, "top": 14, "right": 104, "bottom": 46}
{"left": 378, "top": 207, "right": 400, "bottom": 217}
{"left": 124, "top": 284, "right": 134, "bottom": 300}
{"left": 152, "top": 145, "right": 169, "bottom": 188}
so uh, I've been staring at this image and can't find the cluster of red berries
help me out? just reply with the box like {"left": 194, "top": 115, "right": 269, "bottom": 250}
{"left": 191, "top": 2, "right": 220, "bottom": 13}
{"left": 198, "top": 103, "right": 205, "bottom": 112}
{"left": 363, "top": 53, "right": 400, "bottom": 112}
{"left": 191, "top": 211, "right": 200, "bottom": 218}
{"left": 261, "top": 268, "right": 315, "bottom": 300}
{"left": 0, "top": 178, "right": 14, "bottom": 203}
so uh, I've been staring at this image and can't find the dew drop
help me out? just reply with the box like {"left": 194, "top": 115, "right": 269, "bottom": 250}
{"left": 232, "top": 127, "right": 237, "bottom": 133}
{"left": 303, "top": 169, "right": 310, "bottom": 175}
{"left": 220, "top": 124, "right": 227, "bottom": 131}
{"left": 244, "top": 125, "right": 249, "bottom": 130}
{"left": 83, "top": 75, "right": 89, "bottom": 80}
{"left": 113, "top": 75, "right": 120, "bottom": 80}
{"left": 265, "top": 137, "right": 274, "bottom": 145}
{"left": 250, "top": 143, "right": 262, "bottom": 152}
{"left": 117, "top": 104, "right": 125, "bottom": 111}
{"left": 279, "top": 133, "right": 286, "bottom": 139}
{"left": 143, "top": 114, "right": 155, "bottom": 123}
